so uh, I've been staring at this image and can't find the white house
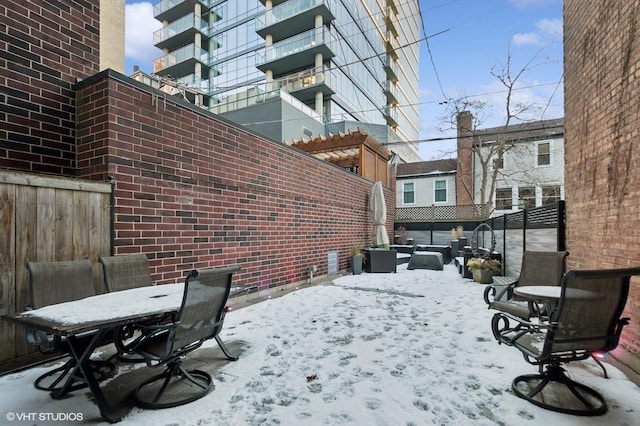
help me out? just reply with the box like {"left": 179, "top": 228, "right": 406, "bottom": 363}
{"left": 395, "top": 116, "right": 564, "bottom": 220}
{"left": 396, "top": 159, "right": 457, "bottom": 208}
{"left": 469, "top": 119, "right": 565, "bottom": 215}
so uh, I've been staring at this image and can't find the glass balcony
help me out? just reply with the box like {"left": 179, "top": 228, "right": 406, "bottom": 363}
{"left": 385, "top": 10, "right": 398, "bottom": 37}
{"left": 276, "top": 66, "right": 335, "bottom": 102}
{"left": 256, "top": 27, "right": 336, "bottom": 75}
{"left": 256, "top": 0, "right": 334, "bottom": 42}
{"left": 387, "top": 0, "right": 398, "bottom": 15}
{"left": 153, "top": 43, "right": 209, "bottom": 76}
{"left": 385, "top": 105, "right": 398, "bottom": 127}
{"left": 175, "top": 73, "right": 210, "bottom": 92}
{"left": 384, "top": 80, "right": 398, "bottom": 104}
{"left": 154, "top": 0, "right": 200, "bottom": 22}
{"left": 154, "top": 13, "right": 208, "bottom": 49}
{"left": 384, "top": 56, "right": 398, "bottom": 81}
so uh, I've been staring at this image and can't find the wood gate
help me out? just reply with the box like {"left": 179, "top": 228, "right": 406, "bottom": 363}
{"left": 0, "top": 171, "right": 112, "bottom": 371}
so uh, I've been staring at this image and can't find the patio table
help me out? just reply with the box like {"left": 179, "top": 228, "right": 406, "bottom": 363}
{"left": 513, "top": 286, "right": 595, "bottom": 301}
{"left": 2, "top": 283, "right": 186, "bottom": 423}
{"left": 513, "top": 286, "right": 596, "bottom": 319}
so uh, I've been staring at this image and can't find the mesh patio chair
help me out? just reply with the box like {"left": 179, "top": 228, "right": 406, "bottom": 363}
{"left": 98, "top": 253, "right": 154, "bottom": 293}
{"left": 484, "top": 251, "right": 568, "bottom": 319}
{"left": 491, "top": 266, "right": 640, "bottom": 416}
{"left": 25, "top": 260, "right": 115, "bottom": 393}
{"left": 99, "top": 254, "right": 156, "bottom": 363}
{"left": 125, "top": 265, "right": 241, "bottom": 409}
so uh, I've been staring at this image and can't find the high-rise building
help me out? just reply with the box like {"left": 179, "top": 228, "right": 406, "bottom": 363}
{"left": 144, "top": 0, "right": 421, "bottom": 161}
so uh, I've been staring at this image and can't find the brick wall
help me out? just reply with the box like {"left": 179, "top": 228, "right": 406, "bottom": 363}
{"left": 76, "top": 70, "right": 395, "bottom": 288}
{"left": 564, "top": 0, "right": 640, "bottom": 372}
{"left": 0, "top": 0, "right": 100, "bottom": 174}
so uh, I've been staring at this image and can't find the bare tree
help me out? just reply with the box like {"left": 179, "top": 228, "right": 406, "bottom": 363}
{"left": 437, "top": 46, "right": 557, "bottom": 213}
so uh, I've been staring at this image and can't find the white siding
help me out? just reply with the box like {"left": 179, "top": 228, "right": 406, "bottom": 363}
{"left": 473, "top": 137, "right": 565, "bottom": 215}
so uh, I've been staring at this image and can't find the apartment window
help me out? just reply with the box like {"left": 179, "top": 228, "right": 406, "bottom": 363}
{"left": 495, "top": 188, "right": 512, "bottom": 210}
{"left": 542, "top": 185, "right": 561, "bottom": 205}
{"left": 402, "top": 182, "right": 415, "bottom": 204}
{"left": 519, "top": 187, "right": 536, "bottom": 209}
{"left": 537, "top": 142, "right": 551, "bottom": 166}
{"left": 434, "top": 180, "right": 447, "bottom": 202}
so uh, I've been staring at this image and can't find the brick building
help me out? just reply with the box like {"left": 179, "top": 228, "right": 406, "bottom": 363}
{"left": 0, "top": 1, "right": 394, "bottom": 368}
{"left": 564, "top": 0, "right": 640, "bottom": 373}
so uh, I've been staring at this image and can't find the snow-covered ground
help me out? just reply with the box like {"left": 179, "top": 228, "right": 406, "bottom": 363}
{"left": 2, "top": 263, "right": 639, "bottom": 425}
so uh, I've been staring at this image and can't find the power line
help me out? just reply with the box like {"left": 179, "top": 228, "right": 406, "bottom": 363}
{"left": 418, "top": 1, "right": 448, "bottom": 100}
{"left": 237, "top": 79, "right": 563, "bottom": 127}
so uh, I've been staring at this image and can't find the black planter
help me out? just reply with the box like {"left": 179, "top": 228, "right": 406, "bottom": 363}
{"left": 351, "top": 255, "right": 363, "bottom": 275}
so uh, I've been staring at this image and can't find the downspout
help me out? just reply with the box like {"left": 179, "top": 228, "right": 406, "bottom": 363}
{"left": 108, "top": 175, "right": 115, "bottom": 256}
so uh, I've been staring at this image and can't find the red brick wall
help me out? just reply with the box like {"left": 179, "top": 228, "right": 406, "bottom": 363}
{"left": 76, "top": 71, "right": 395, "bottom": 288}
{"left": 564, "top": 0, "right": 640, "bottom": 372}
{"left": 0, "top": 0, "right": 100, "bottom": 174}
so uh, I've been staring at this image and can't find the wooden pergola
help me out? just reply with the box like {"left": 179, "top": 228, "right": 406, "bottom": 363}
{"left": 288, "top": 128, "right": 392, "bottom": 186}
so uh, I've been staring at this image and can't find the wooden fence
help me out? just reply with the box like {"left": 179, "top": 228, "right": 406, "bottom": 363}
{"left": 0, "top": 171, "right": 112, "bottom": 369}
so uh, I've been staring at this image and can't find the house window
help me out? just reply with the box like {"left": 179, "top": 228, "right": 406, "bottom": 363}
{"left": 493, "top": 157, "right": 504, "bottom": 169}
{"left": 495, "top": 188, "right": 512, "bottom": 210}
{"left": 518, "top": 186, "right": 536, "bottom": 209}
{"left": 537, "top": 142, "right": 551, "bottom": 166}
{"left": 402, "top": 182, "right": 415, "bottom": 204}
{"left": 434, "top": 180, "right": 447, "bottom": 202}
{"left": 542, "top": 185, "right": 561, "bottom": 205}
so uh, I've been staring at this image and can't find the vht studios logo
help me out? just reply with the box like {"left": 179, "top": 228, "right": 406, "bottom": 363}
{"left": 6, "top": 412, "right": 84, "bottom": 422}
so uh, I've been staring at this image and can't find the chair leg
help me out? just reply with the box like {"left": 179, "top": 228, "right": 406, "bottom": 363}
{"left": 215, "top": 335, "right": 238, "bottom": 361}
{"left": 591, "top": 354, "right": 608, "bottom": 378}
{"left": 35, "top": 359, "right": 77, "bottom": 392}
{"left": 512, "top": 365, "right": 607, "bottom": 416}
{"left": 134, "top": 362, "right": 213, "bottom": 409}
{"left": 35, "top": 358, "right": 116, "bottom": 395}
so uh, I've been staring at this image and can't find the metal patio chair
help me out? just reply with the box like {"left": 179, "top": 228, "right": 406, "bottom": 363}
{"left": 25, "top": 260, "right": 116, "bottom": 393}
{"left": 99, "top": 254, "right": 157, "bottom": 363}
{"left": 98, "top": 253, "right": 154, "bottom": 293}
{"left": 126, "top": 265, "right": 241, "bottom": 409}
{"left": 491, "top": 266, "right": 640, "bottom": 415}
{"left": 484, "top": 251, "right": 568, "bottom": 319}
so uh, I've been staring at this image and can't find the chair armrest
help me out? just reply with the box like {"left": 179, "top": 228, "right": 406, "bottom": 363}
{"left": 491, "top": 310, "right": 550, "bottom": 346}
{"left": 114, "top": 319, "right": 178, "bottom": 355}
{"left": 483, "top": 281, "right": 515, "bottom": 305}
{"left": 24, "top": 305, "right": 60, "bottom": 353}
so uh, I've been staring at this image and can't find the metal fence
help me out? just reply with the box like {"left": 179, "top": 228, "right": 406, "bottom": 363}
{"left": 395, "top": 201, "right": 566, "bottom": 278}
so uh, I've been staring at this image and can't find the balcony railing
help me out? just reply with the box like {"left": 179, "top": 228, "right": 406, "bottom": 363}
{"left": 154, "top": 13, "right": 207, "bottom": 46}
{"left": 256, "top": 0, "right": 332, "bottom": 31}
{"left": 209, "top": 69, "right": 333, "bottom": 120}
{"left": 153, "top": 43, "right": 209, "bottom": 73}
{"left": 255, "top": 27, "right": 335, "bottom": 70}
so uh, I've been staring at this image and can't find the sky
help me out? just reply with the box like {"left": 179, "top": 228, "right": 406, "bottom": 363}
{"left": 123, "top": 0, "right": 564, "bottom": 161}
{"left": 2, "top": 263, "right": 639, "bottom": 425}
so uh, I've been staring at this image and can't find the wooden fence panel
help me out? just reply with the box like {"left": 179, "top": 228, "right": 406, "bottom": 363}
{"left": 0, "top": 183, "right": 16, "bottom": 361}
{"left": 0, "top": 171, "right": 111, "bottom": 368}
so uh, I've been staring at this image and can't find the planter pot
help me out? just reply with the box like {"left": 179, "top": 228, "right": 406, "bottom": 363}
{"left": 450, "top": 240, "right": 459, "bottom": 260}
{"left": 473, "top": 269, "right": 493, "bottom": 284}
{"left": 351, "top": 255, "right": 363, "bottom": 275}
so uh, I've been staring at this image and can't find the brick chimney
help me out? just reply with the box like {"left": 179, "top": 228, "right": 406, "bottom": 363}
{"left": 456, "top": 111, "right": 475, "bottom": 205}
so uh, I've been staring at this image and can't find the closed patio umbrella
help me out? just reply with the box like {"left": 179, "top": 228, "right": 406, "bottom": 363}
{"left": 369, "top": 181, "right": 390, "bottom": 248}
